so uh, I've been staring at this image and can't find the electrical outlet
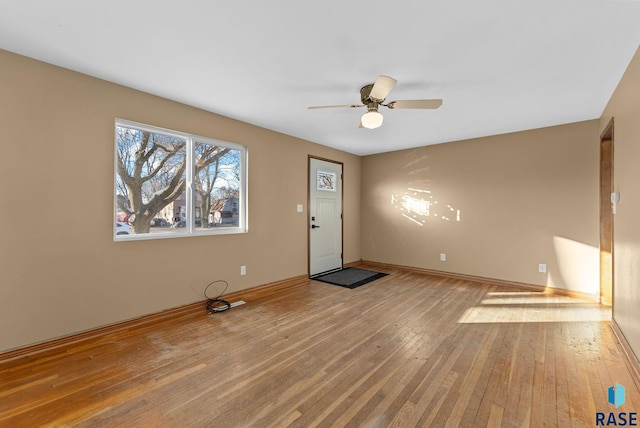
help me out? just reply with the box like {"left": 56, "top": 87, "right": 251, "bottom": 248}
{"left": 240, "top": 265, "right": 246, "bottom": 275}
{"left": 440, "top": 253, "right": 446, "bottom": 262}
{"left": 538, "top": 263, "right": 547, "bottom": 273}
{"left": 297, "top": 204, "right": 303, "bottom": 212}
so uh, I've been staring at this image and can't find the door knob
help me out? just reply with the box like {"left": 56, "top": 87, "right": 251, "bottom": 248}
{"left": 311, "top": 224, "right": 320, "bottom": 229}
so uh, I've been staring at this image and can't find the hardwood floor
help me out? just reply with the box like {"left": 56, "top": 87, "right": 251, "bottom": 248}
{"left": 1, "top": 265, "right": 638, "bottom": 427}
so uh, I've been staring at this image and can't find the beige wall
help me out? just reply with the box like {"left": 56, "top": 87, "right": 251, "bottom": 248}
{"left": 0, "top": 49, "right": 361, "bottom": 353}
{"left": 361, "top": 121, "right": 600, "bottom": 291}
{"left": 3, "top": 42, "right": 633, "bottom": 357}
{"left": 601, "top": 46, "right": 640, "bottom": 359}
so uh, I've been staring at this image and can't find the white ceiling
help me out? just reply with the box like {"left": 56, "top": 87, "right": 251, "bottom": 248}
{"left": 1, "top": 1, "right": 640, "bottom": 155}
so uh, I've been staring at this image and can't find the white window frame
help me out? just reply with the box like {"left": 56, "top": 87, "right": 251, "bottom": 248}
{"left": 114, "top": 119, "right": 248, "bottom": 241}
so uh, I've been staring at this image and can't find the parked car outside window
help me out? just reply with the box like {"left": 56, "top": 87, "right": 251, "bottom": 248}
{"left": 116, "top": 222, "right": 131, "bottom": 235}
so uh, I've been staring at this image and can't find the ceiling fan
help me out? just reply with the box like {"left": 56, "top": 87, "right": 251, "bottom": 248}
{"left": 308, "top": 75, "right": 442, "bottom": 129}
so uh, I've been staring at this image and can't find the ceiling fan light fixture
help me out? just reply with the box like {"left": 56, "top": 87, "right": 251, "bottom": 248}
{"left": 307, "top": 75, "right": 443, "bottom": 130}
{"left": 361, "top": 109, "right": 383, "bottom": 129}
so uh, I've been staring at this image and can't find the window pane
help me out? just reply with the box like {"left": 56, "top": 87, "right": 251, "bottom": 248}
{"left": 114, "top": 120, "right": 247, "bottom": 240}
{"left": 115, "top": 125, "right": 187, "bottom": 237}
{"left": 194, "top": 141, "right": 242, "bottom": 231}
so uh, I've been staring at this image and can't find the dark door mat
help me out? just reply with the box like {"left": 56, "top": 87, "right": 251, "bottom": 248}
{"left": 312, "top": 267, "right": 388, "bottom": 289}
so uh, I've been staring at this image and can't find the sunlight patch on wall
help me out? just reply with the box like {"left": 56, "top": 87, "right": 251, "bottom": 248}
{"left": 549, "top": 236, "right": 599, "bottom": 296}
{"left": 391, "top": 188, "right": 461, "bottom": 226}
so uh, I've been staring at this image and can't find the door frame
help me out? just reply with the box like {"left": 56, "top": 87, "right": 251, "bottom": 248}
{"left": 308, "top": 155, "right": 344, "bottom": 277}
{"left": 600, "top": 118, "right": 614, "bottom": 307}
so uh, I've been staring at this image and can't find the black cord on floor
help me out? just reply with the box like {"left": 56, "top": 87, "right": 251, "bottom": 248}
{"left": 204, "top": 280, "right": 231, "bottom": 314}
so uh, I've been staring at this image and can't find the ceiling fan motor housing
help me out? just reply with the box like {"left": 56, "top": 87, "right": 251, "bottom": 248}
{"left": 360, "top": 83, "right": 378, "bottom": 103}
{"left": 361, "top": 84, "right": 382, "bottom": 113}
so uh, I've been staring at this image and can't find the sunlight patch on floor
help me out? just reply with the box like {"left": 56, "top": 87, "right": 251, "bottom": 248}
{"left": 458, "top": 291, "right": 610, "bottom": 323}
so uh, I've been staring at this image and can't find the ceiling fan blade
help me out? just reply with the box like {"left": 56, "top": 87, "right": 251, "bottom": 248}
{"left": 368, "top": 75, "right": 397, "bottom": 101}
{"left": 307, "top": 104, "right": 363, "bottom": 110}
{"left": 386, "top": 99, "right": 443, "bottom": 109}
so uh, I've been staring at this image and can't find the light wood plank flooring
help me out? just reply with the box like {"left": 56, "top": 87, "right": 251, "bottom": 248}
{"left": 1, "top": 265, "right": 639, "bottom": 427}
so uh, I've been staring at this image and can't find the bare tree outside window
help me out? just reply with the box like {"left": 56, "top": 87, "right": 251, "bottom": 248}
{"left": 194, "top": 142, "right": 241, "bottom": 230}
{"left": 116, "top": 127, "right": 186, "bottom": 234}
{"left": 114, "top": 121, "right": 247, "bottom": 240}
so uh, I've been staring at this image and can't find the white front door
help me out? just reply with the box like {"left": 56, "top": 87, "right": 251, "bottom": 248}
{"left": 309, "top": 157, "right": 343, "bottom": 276}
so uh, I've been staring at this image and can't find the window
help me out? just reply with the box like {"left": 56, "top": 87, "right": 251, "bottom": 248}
{"left": 114, "top": 120, "right": 247, "bottom": 240}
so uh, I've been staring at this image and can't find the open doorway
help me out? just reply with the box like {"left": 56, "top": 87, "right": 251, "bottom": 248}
{"left": 600, "top": 119, "right": 614, "bottom": 306}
